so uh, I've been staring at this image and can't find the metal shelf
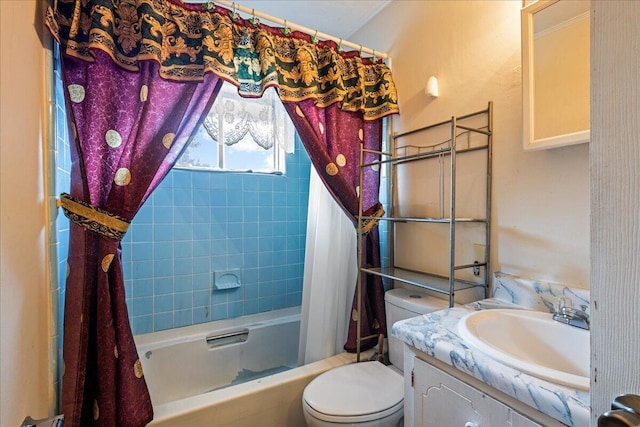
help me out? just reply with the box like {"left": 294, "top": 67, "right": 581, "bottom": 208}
{"left": 361, "top": 138, "right": 490, "bottom": 168}
{"left": 359, "top": 216, "right": 487, "bottom": 224}
{"left": 360, "top": 267, "right": 486, "bottom": 294}
{"left": 354, "top": 101, "right": 493, "bottom": 360}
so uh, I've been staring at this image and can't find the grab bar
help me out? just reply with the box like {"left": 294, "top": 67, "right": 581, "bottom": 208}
{"left": 205, "top": 328, "right": 249, "bottom": 349}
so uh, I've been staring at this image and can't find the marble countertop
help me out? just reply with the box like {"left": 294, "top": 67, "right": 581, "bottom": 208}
{"left": 391, "top": 299, "right": 590, "bottom": 426}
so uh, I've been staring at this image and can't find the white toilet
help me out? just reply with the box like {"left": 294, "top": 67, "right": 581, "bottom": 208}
{"left": 302, "top": 287, "right": 448, "bottom": 426}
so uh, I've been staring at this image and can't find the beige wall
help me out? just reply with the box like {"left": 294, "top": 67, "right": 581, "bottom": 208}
{"left": 352, "top": 0, "right": 590, "bottom": 287}
{"left": 0, "top": 0, "right": 52, "bottom": 424}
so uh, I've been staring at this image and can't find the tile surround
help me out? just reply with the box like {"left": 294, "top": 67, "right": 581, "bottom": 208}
{"left": 52, "top": 47, "right": 69, "bottom": 407}
{"left": 122, "top": 138, "right": 311, "bottom": 334}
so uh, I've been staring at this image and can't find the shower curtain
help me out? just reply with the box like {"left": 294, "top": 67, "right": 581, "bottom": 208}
{"left": 45, "top": 0, "right": 398, "bottom": 424}
{"left": 298, "top": 168, "right": 357, "bottom": 364}
{"left": 284, "top": 100, "right": 387, "bottom": 353}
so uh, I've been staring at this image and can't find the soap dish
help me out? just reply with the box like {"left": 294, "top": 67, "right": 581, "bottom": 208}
{"left": 213, "top": 270, "right": 241, "bottom": 290}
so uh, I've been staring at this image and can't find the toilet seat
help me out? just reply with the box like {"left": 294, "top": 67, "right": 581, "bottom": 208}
{"left": 303, "top": 397, "right": 403, "bottom": 424}
{"left": 303, "top": 361, "right": 404, "bottom": 423}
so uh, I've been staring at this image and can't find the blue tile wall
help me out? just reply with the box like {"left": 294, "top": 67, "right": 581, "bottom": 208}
{"left": 122, "top": 137, "right": 311, "bottom": 334}
{"left": 53, "top": 45, "right": 71, "bottom": 408}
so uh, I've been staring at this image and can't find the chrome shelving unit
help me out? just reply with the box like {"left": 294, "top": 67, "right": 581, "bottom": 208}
{"left": 355, "top": 102, "right": 493, "bottom": 358}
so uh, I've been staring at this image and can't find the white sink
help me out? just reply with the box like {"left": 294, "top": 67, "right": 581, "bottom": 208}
{"left": 457, "top": 309, "right": 590, "bottom": 390}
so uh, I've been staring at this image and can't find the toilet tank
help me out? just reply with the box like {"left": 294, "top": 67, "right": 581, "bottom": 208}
{"left": 385, "top": 287, "right": 448, "bottom": 371}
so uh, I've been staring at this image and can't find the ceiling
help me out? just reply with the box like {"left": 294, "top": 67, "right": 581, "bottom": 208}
{"left": 206, "top": 1, "right": 391, "bottom": 41}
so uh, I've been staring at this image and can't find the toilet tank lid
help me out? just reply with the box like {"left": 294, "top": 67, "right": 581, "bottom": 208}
{"left": 384, "top": 288, "right": 449, "bottom": 314}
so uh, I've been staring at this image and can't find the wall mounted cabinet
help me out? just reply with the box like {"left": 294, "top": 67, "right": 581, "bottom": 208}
{"left": 522, "top": 0, "right": 590, "bottom": 150}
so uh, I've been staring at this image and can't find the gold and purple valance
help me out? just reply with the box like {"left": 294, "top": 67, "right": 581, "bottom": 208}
{"left": 45, "top": 0, "right": 399, "bottom": 120}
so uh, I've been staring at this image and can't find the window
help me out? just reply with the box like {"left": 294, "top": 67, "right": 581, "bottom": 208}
{"left": 176, "top": 82, "right": 294, "bottom": 173}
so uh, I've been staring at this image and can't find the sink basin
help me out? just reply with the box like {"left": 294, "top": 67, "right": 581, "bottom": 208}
{"left": 458, "top": 309, "right": 590, "bottom": 390}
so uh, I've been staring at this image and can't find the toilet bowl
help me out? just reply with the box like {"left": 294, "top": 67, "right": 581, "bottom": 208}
{"left": 302, "top": 287, "right": 448, "bottom": 426}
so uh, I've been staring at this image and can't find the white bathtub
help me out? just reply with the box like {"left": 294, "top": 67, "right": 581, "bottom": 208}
{"left": 135, "top": 306, "right": 366, "bottom": 427}
{"left": 136, "top": 307, "right": 301, "bottom": 406}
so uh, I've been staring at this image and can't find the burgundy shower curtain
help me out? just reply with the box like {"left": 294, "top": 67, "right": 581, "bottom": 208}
{"left": 59, "top": 50, "right": 222, "bottom": 426}
{"left": 46, "top": 0, "right": 398, "bottom": 425}
{"left": 284, "top": 100, "right": 386, "bottom": 352}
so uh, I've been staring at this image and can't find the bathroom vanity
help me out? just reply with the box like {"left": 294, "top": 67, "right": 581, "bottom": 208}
{"left": 392, "top": 272, "right": 590, "bottom": 427}
{"left": 408, "top": 351, "right": 557, "bottom": 426}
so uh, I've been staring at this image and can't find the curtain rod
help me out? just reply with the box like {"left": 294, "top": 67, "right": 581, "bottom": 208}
{"left": 183, "top": 0, "right": 389, "bottom": 59}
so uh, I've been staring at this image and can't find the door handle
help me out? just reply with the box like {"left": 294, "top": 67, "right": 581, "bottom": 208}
{"left": 598, "top": 410, "right": 640, "bottom": 427}
{"left": 613, "top": 395, "right": 640, "bottom": 415}
{"left": 599, "top": 394, "right": 640, "bottom": 427}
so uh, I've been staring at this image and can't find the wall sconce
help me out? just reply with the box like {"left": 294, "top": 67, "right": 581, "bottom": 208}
{"left": 425, "top": 76, "right": 439, "bottom": 98}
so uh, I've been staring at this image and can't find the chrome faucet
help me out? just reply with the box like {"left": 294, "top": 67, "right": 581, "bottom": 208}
{"left": 552, "top": 296, "right": 590, "bottom": 330}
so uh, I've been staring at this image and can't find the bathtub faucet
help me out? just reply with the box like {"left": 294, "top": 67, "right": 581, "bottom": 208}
{"left": 552, "top": 296, "right": 590, "bottom": 330}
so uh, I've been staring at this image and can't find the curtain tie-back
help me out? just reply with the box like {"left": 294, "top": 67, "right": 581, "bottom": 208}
{"left": 58, "top": 193, "right": 130, "bottom": 241}
{"left": 358, "top": 204, "right": 385, "bottom": 235}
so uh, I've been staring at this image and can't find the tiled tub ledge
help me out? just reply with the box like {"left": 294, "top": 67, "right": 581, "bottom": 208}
{"left": 392, "top": 272, "right": 590, "bottom": 427}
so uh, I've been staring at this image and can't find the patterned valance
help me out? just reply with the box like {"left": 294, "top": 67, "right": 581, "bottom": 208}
{"left": 45, "top": 0, "right": 399, "bottom": 120}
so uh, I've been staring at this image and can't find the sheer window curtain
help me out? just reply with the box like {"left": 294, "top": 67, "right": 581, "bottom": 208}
{"left": 298, "top": 168, "right": 357, "bottom": 364}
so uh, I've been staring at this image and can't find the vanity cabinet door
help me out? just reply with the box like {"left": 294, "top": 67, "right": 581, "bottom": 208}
{"left": 412, "top": 357, "right": 543, "bottom": 427}
{"left": 511, "top": 411, "right": 543, "bottom": 427}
